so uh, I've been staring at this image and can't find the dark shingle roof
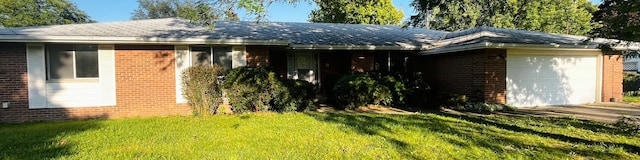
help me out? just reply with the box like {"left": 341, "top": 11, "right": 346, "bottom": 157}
{"left": 0, "top": 18, "right": 637, "bottom": 52}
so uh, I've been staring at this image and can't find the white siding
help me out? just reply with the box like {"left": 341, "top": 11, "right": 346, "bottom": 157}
{"left": 175, "top": 45, "right": 190, "bottom": 104}
{"left": 27, "top": 44, "right": 116, "bottom": 108}
{"left": 232, "top": 46, "right": 246, "bottom": 68}
{"left": 26, "top": 44, "right": 47, "bottom": 109}
{"left": 506, "top": 50, "right": 600, "bottom": 107}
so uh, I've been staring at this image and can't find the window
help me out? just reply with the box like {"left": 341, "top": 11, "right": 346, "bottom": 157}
{"left": 47, "top": 44, "right": 99, "bottom": 80}
{"left": 624, "top": 62, "right": 638, "bottom": 72}
{"left": 190, "top": 46, "right": 233, "bottom": 70}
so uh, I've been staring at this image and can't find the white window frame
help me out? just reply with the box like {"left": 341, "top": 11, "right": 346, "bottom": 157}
{"left": 46, "top": 44, "right": 100, "bottom": 82}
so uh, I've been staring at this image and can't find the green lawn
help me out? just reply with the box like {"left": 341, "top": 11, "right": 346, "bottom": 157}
{"left": 1, "top": 112, "right": 639, "bottom": 159}
{"left": 624, "top": 96, "right": 640, "bottom": 103}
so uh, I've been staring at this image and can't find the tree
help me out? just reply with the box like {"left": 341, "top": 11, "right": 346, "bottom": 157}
{"left": 131, "top": 0, "right": 238, "bottom": 21}
{"left": 407, "top": 0, "right": 597, "bottom": 36}
{"left": 592, "top": 0, "right": 640, "bottom": 42}
{"left": 309, "top": 0, "right": 403, "bottom": 25}
{"left": 132, "top": 0, "right": 304, "bottom": 23}
{"left": 591, "top": 0, "right": 640, "bottom": 56}
{"left": 0, "top": 0, "right": 94, "bottom": 28}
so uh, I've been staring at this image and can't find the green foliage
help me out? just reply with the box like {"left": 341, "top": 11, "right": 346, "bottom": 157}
{"left": 309, "top": 0, "right": 404, "bottom": 25}
{"left": 0, "top": 0, "right": 94, "bottom": 27}
{"left": 623, "top": 72, "right": 640, "bottom": 92}
{"left": 450, "top": 102, "right": 516, "bottom": 114}
{"left": 614, "top": 115, "right": 640, "bottom": 135}
{"left": 408, "top": 0, "right": 597, "bottom": 35}
{"left": 181, "top": 65, "right": 225, "bottom": 116}
{"left": 274, "top": 79, "right": 316, "bottom": 112}
{"left": 222, "top": 67, "right": 279, "bottom": 113}
{"left": 592, "top": 0, "right": 640, "bottom": 42}
{"left": 333, "top": 74, "right": 392, "bottom": 109}
{"left": 222, "top": 67, "right": 314, "bottom": 113}
{"left": 431, "top": 92, "right": 468, "bottom": 108}
{"left": 333, "top": 72, "right": 431, "bottom": 109}
{"left": 131, "top": 0, "right": 239, "bottom": 21}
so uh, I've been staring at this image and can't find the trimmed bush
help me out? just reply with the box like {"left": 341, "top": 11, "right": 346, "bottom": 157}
{"left": 449, "top": 102, "right": 516, "bottom": 114}
{"left": 332, "top": 72, "right": 431, "bottom": 109}
{"left": 222, "top": 67, "right": 280, "bottom": 113}
{"left": 333, "top": 74, "right": 393, "bottom": 109}
{"left": 274, "top": 79, "right": 316, "bottom": 112}
{"left": 624, "top": 72, "right": 640, "bottom": 95}
{"left": 181, "top": 65, "right": 225, "bottom": 116}
{"left": 222, "top": 67, "right": 315, "bottom": 113}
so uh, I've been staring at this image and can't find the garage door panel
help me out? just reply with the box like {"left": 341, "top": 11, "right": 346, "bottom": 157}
{"left": 507, "top": 54, "right": 597, "bottom": 107}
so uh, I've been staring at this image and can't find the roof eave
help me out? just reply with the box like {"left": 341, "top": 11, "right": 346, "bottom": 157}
{"left": 0, "top": 35, "right": 291, "bottom": 45}
{"left": 421, "top": 41, "right": 602, "bottom": 55}
{"left": 289, "top": 44, "right": 428, "bottom": 50}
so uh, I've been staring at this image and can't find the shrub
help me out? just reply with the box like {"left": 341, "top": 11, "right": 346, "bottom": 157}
{"left": 181, "top": 65, "right": 225, "bottom": 116}
{"left": 432, "top": 92, "right": 468, "bottom": 108}
{"left": 623, "top": 72, "right": 640, "bottom": 92}
{"left": 614, "top": 115, "right": 640, "bottom": 135}
{"left": 222, "top": 67, "right": 315, "bottom": 113}
{"left": 222, "top": 67, "right": 280, "bottom": 113}
{"left": 398, "top": 72, "right": 431, "bottom": 108}
{"left": 333, "top": 74, "right": 393, "bottom": 109}
{"left": 449, "top": 102, "right": 516, "bottom": 114}
{"left": 274, "top": 79, "right": 316, "bottom": 112}
{"left": 368, "top": 72, "right": 407, "bottom": 107}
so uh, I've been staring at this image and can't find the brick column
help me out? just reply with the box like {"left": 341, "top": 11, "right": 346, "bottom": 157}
{"left": 482, "top": 49, "right": 507, "bottom": 103}
{"left": 602, "top": 54, "right": 623, "bottom": 102}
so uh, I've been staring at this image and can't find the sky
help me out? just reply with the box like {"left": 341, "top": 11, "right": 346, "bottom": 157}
{"left": 69, "top": 0, "right": 601, "bottom": 23}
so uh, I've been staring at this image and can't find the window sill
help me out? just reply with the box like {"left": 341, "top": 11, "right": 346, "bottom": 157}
{"left": 47, "top": 79, "right": 100, "bottom": 83}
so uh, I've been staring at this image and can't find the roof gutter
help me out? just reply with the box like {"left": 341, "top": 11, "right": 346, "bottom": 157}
{"left": 289, "top": 44, "right": 428, "bottom": 50}
{"left": 0, "top": 35, "right": 291, "bottom": 45}
{"left": 421, "top": 41, "right": 603, "bottom": 55}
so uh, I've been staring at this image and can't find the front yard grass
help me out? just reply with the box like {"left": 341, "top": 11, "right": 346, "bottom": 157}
{"left": 624, "top": 96, "right": 640, "bottom": 103}
{"left": 1, "top": 112, "right": 639, "bottom": 159}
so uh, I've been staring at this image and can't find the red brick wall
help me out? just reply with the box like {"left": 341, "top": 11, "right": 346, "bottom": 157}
{"left": 0, "top": 43, "right": 30, "bottom": 122}
{"left": 421, "top": 49, "right": 507, "bottom": 103}
{"left": 351, "top": 52, "right": 374, "bottom": 72}
{"left": 602, "top": 54, "right": 623, "bottom": 102}
{"left": 246, "top": 46, "right": 270, "bottom": 67}
{"left": 113, "top": 45, "right": 190, "bottom": 117}
{"left": 0, "top": 44, "right": 190, "bottom": 123}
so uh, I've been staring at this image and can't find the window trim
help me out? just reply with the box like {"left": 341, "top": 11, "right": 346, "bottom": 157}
{"left": 46, "top": 44, "right": 100, "bottom": 81}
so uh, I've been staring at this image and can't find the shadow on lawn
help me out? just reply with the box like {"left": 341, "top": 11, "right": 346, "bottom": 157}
{"left": 304, "top": 111, "right": 639, "bottom": 159}
{"left": 0, "top": 120, "right": 102, "bottom": 159}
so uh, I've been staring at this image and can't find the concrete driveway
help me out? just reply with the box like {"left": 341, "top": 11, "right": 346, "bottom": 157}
{"left": 512, "top": 102, "right": 640, "bottom": 123}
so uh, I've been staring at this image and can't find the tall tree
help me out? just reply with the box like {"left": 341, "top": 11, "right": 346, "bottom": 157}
{"left": 407, "top": 0, "right": 597, "bottom": 35}
{"left": 592, "top": 0, "right": 640, "bottom": 42}
{"left": 132, "top": 0, "right": 303, "bottom": 23}
{"left": 309, "top": 0, "right": 403, "bottom": 25}
{"left": 131, "top": 0, "right": 238, "bottom": 21}
{"left": 0, "top": 0, "right": 94, "bottom": 28}
{"left": 591, "top": 0, "right": 640, "bottom": 56}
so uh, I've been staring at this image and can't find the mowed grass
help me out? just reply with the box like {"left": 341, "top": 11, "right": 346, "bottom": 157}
{"left": 1, "top": 112, "right": 639, "bottom": 159}
{"left": 624, "top": 96, "right": 640, "bottom": 103}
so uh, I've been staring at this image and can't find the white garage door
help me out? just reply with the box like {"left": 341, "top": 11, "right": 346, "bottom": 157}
{"left": 506, "top": 54, "right": 597, "bottom": 107}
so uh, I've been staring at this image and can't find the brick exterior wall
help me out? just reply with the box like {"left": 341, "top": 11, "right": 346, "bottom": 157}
{"left": 351, "top": 52, "right": 374, "bottom": 72}
{"left": 246, "top": 46, "right": 270, "bottom": 67}
{"left": 113, "top": 45, "right": 190, "bottom": 117}
{"left": 0, "top": 44, "right": 190, "bottom": 123}
{"left": 602, "top": 54, "right": 623, "bottom": 102}
{"left": 420, "top": 49, "right": 507, "bottom": 103}
{"left": 0, "top": 43, "right": 30, "bottom": 122}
